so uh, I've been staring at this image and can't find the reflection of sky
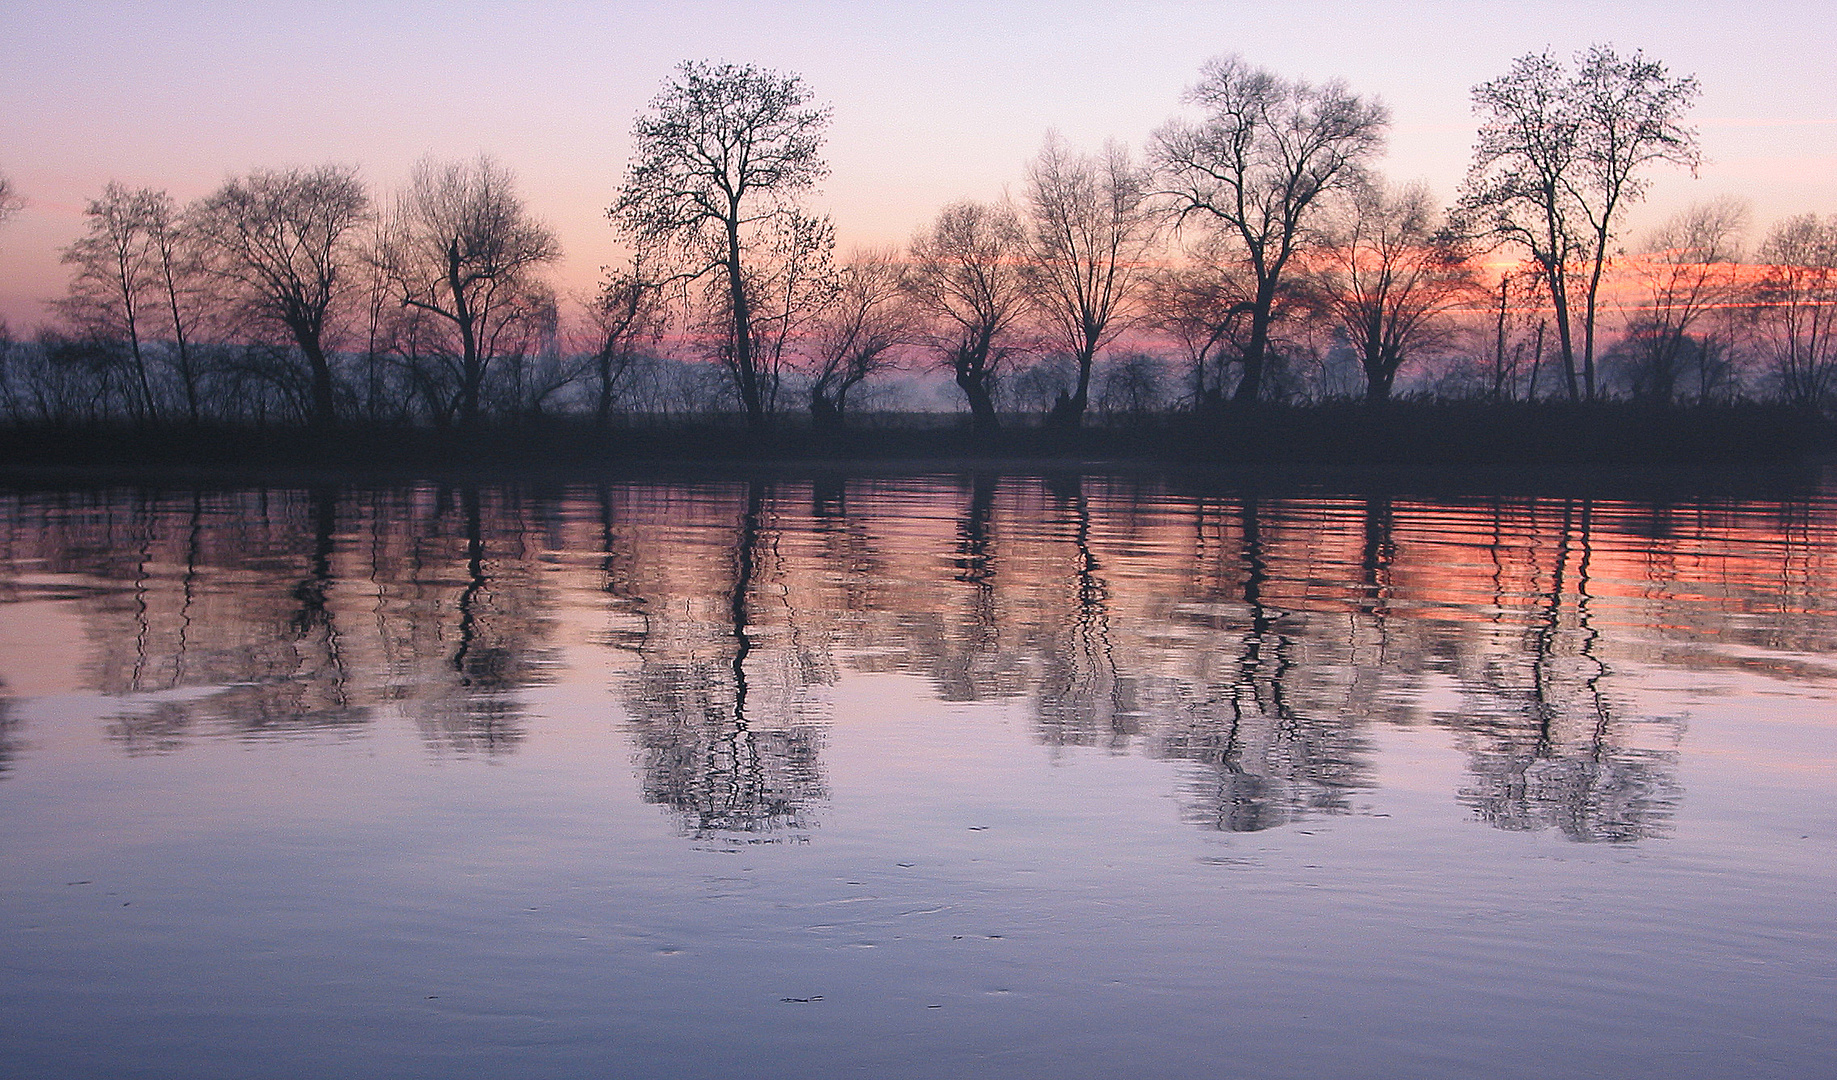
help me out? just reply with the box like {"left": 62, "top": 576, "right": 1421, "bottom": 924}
{"left": 2, "top": 0, "right": 1835, "bottom": 326}
{"left": 2, "top": 478, "right": 1835, "bottom": 840}
{"left": 2, "top": 478, "right": 1837, "bottom": 1077}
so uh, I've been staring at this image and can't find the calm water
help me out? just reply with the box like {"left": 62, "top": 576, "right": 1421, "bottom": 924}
{"left": 1, "top": 473, "right": 1834, "bottom": 1079}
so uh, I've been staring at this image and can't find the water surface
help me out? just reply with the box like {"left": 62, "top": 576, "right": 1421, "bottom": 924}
{"left": 1, "top": 474, "right": 1834, "bottom": 1079}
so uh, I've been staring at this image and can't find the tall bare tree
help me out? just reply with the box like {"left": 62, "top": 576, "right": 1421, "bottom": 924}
{"left": 382, "top": 156, "right": 559, "bottom": 427}
{"left": 1022, "top": 134, "right": 1159, "bottom": 425}
{"left": 191, "top": 165, "right": 370, "bottom": 426}
{"left": 803, "top": 247, "right": 914, "bottom": 428}
{"left": 142, "top": 193, "right": 211, "bottom": 424}
{"left": 1313, "top": 180, "right": 1478, "bottom": 401}
{"left": 1459, "top": 46, "right": 1700, "bottom": 400}
{"left": 612, "top": 60, "right": 832, "bottom": 429}
{"left": 904, "top": 200, "right": 1030, "bottom": 433}
{"left": 56, "top": 183, "right": 164, "bottom": 420}
{"left": 1152, "top": 55, "right": 1388, "bottom": 403}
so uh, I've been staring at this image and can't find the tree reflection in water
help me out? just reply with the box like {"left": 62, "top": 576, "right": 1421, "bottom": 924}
{"left": 601, "top": 481, "right": 827, "bottom": 837}
{"left": 2, "top": 477, "right": 1833, "bottom": 843}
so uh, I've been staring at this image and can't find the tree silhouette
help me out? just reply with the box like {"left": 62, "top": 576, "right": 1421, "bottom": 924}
{"left": 904, "top": 201, "right": 1031, "bottom": 433}
{"left": 190, "top": 166, "right": 370, "bottom": 427}
{"left": 381, "top": 155, "right": 560, "bottom": 427}
{"left": 1153, "top": 55, "right": 1388, "bottom": 404}
{"left": 1312, "top": 180, "right": 1478, "bottom": 401}
{"left": 1022, "top": 135, "right": 1159, "bottom": 426}
{"left": 1459, "top": 46, "right": 1700, "bottom": 400}
{"left": 612, "top": 61, "right": 833, "bottom": 429}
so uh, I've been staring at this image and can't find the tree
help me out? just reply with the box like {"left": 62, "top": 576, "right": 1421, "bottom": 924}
{"left": 0, "top": 170, "right": 20, "bottom": 226}
{"left": 1614, "top": 198, "right": 1746, "bottom": 403}
{"left": 57, "top": 182, "right": 163, "bottom": 420}
{"left": 611, "top": 60, "right": 833, "bottom": 429}
{"left": 1313, "top": 180, "right": 1478, "bottom": 401}
{"left": 803, "top": 247, "right": 913, "bottom": 428}
{"left": 191, "top": 165, "right": 371, "bottom": 426}
{"left": 1750, "top": 214, "right": 1837, "bottom": 409}
{"left": 1022, "top": 134, "right": 1159, "bottom": 425}
{"left": 1152, "top": 55, "right": 1388, "bottom": 403}
{"left": 904, "top": 200, "right": 1031, "bottom": 433}
{"left": 143, "top": 192, "right": 210, "bottom": 424}
{"left": 382, "top": 156, "right": 560, "bottom": 427}
{"left": 729, "top": 209, "right": 837, "bottom": 420}
{"left": 1459, "top": 46, "right": 1700, "bottom": 400}
{"left": 589, "top": 255, "right": 668, "bottom": 424}
{"left": 1144, "top": 250, "right": 1255, "bottom": 409}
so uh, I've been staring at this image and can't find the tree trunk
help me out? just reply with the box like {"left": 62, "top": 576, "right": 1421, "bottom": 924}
{"left": 1542, "top": 267, "right": 1579, "bottom": 402}
{"left": 725, "top": 218, "right": 766, "bottom": 431}
{"left": 1234, "top": 282, "right": 1278, "bottom": 404}
{"left": 295, "top": 331, "right": 336, "bottom": 428}
{"left": 956, "top": 365, "right": 999, "bottom": 434}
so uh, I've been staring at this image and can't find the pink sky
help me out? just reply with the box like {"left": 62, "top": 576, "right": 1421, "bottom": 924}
{"left": 2, "top": 0, "right": 1833, "bottom": 329}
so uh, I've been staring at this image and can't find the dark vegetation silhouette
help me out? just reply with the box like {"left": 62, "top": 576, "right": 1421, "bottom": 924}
{"left": 2, "top": 50, "right": 1834, "bottom": 470}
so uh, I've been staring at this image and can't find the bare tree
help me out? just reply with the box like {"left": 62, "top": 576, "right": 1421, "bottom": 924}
{"left": 0, "top": 171, "right": 21, "bottom": 226}
{"left": 1096, "top": 352, "right": 1170, "bottom": 417}
{"left": 1313, "top": 180, "right": 1479, "bottom": 401}
{"left": 1144, "top": 251, "right": 1255, "bottom": 409}
{"left": 1152, "top": 55, "right": 1388, "bottom": 403}
{"left": 904, "top": 200, "right": 1031, "bottom": 433}
{"left": 142, "top": 193, "right": 212, "bottom": 424}
{"left": 734, "top": 209, "right": 838, "bottom": 419}
{"left": 381, "top": 155, "right": 559, "bottom": 427}
{"left": 1751, "top": 214, "right": 1837, "bottom": 409}
{"left": 1614, "top": 198, "right": 1746, "bottom": 403}
{"left": 1480, "top": 267, "right": 1553, "bottom": 402}
{"left": 589, "top": 255, "right": 668, "bottom": 424}
{"left": 803, "top": 247, "right": 913, "bottom": 428}
{"left": 612, "top": 60, "right": 832, "bottom": 429}
{"left": 1459, "top": 46, "right": 1700, "bottom": 400}
{"left": 1022, "top": 134, "right": 1159, "bottom": 425}
{"left": 56, "top": 183, "right": 165, "bottom": 421}
{"left": 191, "top": 165, "right": 370, "bottom": 426}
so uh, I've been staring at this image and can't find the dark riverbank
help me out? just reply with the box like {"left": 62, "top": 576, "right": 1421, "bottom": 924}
{"left": 1, "top": 403, "right": 1829, "bottom": 485}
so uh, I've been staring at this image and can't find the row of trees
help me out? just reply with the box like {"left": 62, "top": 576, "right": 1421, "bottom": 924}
{"left": 3, "top": 47, "right": 1835, "bottom": 430}
{"left": 1, "top": 159, "right": 560, "bottom": 429}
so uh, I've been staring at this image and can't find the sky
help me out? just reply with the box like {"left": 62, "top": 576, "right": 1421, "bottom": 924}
{"left": 1, "top": 0, "right": 1833, "bottom": 328}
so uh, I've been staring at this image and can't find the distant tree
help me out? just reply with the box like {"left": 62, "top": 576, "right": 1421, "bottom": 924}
{"left": 589, "top": 254, "right": 668, "bottom": 424}
{"left": 1095, "top": 352, "right": 1170, "bottom": 417}
{"left": 191, "top": 165, "right": 371, "bottom": 426}
{"left": 142, "top": 192, "right": 212, "bottom": 424}
{"left": 1615, "top": 198, "right": 1746, "bottom": 403}
{"left": 0, "top": 170, "right": 21, "bottom": 225}
{"left": 1022, "top": 134, "right": 1159, "bottom": 426}
{"left": 1750, "top": 214, "right": 1837, "bottom": 409}
{"left": 1143, "top": 249, "right": 1255, "bottom": 409}
{"left": 803, "top": 248, "right": 914, "bottom": 429}
{"left": 904, "top": 200, "right": 1031, "bottom": 433}
{"left": 381, "top": 156, "right": 560, "bottom": 427}
{"left": 729, "top": 208, "right": 838, "bottom": 419}
{"left": 1458, "top": 46, "right": 1700, "bottom": 400}
{"left": 1152, "top": 55, "right": 1388, "bottom": 403}
{"left": 56, "top": 183, "right": 166, "bottom": 421}
{"left": 612, "top": 60, "right": 833, "bottom": 429}
{"left": 1482, "top": 267, "right": 1553, "bottom": 402}
{"left": 1312, "top": 180, "right": 1479, "bottom": 401}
